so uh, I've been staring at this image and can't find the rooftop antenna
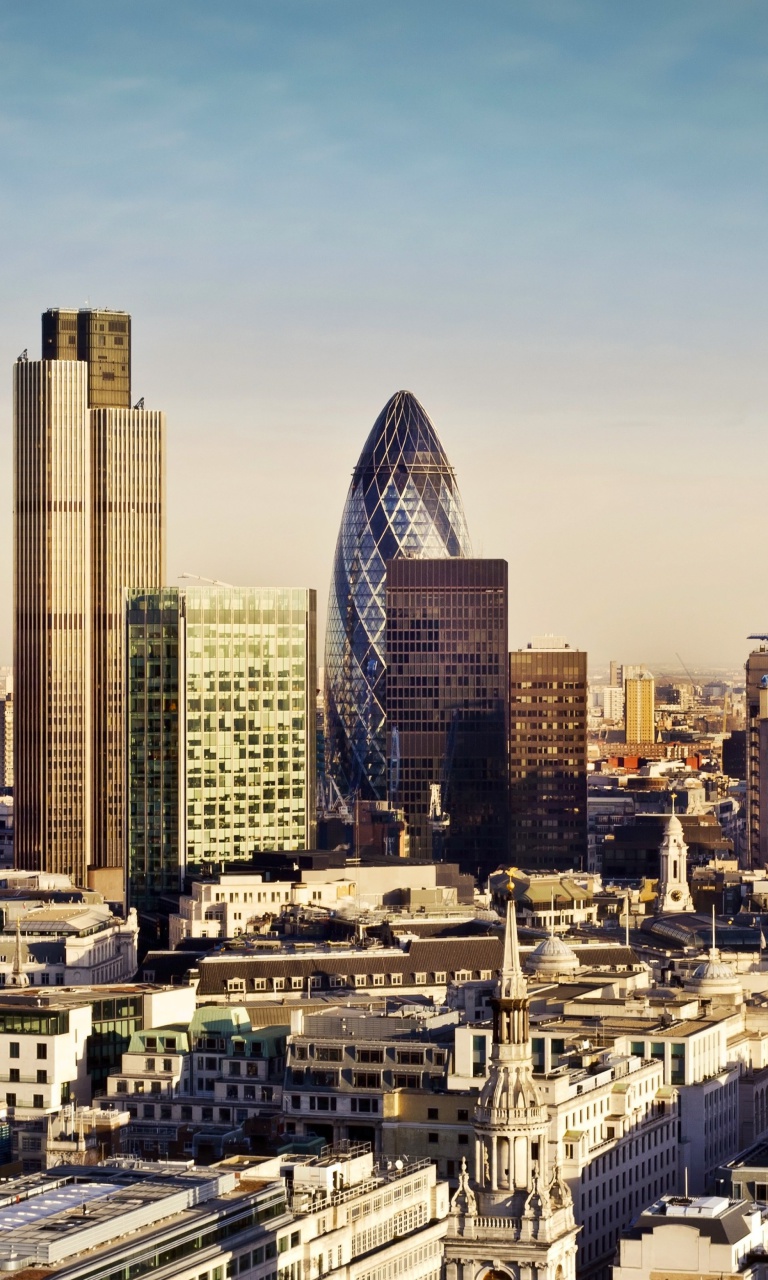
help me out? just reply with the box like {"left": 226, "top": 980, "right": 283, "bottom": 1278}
{"left": 625, "top": 891, "right": 630, "bottom": 948}
{"left": 133, "top": 397, "right": 144, "bottom": 410}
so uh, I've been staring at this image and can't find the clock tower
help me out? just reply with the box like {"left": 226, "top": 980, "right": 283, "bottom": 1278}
{"left": 656, "top": 798, "right": 693, "bottom": 914}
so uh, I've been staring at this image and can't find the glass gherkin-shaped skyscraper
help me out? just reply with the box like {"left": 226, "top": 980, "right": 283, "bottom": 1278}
{"left": 325, "top": 390, "right": 472, "bottom": 800}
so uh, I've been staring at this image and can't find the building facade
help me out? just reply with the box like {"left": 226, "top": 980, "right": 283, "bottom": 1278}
{"left": 13, "top": 310, "right": 164, "bottom": 891}
{"left": 509, "top": 642, "right": 588, "bottom": 872}
{"left": 625, "top": 675, "right": 655, "bottom": 745}
{"left": 746, "top": 643, "right": 768, "bottom": 869}
{"left": 385, "top": 558, "right": 508, "bottom": 877}
{"left": 0, "top": 668, "right": 12, "bottom": 790}
{"left": 325, "top": 390, "right": 471, "bottom": 805}
{"left": 127, "top": 586, "right": 316, "bottom": 912}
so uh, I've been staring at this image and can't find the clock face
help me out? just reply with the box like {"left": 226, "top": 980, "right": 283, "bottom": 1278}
{"left": 671, "top": 890, "right": 682, "bottom": 902}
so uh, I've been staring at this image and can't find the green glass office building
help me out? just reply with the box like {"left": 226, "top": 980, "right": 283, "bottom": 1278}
{"left": 127, "top": 586, "right": 316, "bottom": 912}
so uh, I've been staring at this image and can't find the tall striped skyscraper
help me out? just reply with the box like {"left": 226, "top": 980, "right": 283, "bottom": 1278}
{"left": 13, "top": 310, "right": 165, "bottom": 892}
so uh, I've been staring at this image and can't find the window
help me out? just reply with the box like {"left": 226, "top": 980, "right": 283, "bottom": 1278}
{"left": 428, "top": 1132, "right": 439, "bottom": 1144}
{"left": 37, "top": 1070, "right": 47, "bottom": 1085}
{"left": 6, "top": 1093, "right": 15, "bottom": 1107}
{"left": 163, "top": 1058, "right": 173, "bottom": 1071}
{"left": 458, "top": 1109, "right": 469, "bottom": 1121}
{"left": 116, "top": 1080, "right": 127, "bottom": 1094}
{"left": 145, "top": 1058, "right": 155, "bottom": 1071}
{"left": 143, "top": 1104, "right": 155, "bottom": 1118}
{"left": 353, "top": 1072, "right": 380, "bottom": 1088}
{"left": 356, "top": 1049, "right": 383, "bottom": 1064}
{"left": 316, "top": 1046, "right": 343, "bottom": 1062}
{"left": 472, "top": 1035, "right": 487, "bottom": 1078}
{"left": 397, "top": 1050, "right": 424, "bottom": 1065}
{"left": 33, "top": 1094, "right": 43, "bottom": 1108}
{"left": 9, "top": 1044, "right": 18, "bottom": 1059}
{"left": 36, "top": 1044, "right": 47, "bottom": 1060}
{"left": 428, "top": 1108, "right": 438, "bottom": 1120}
{"left": 434, "top": 972, "right": 447, "bottom": 983}
{"left": 9, "top": 1070, "right": 19, "bottom": 1083}
{"left": 414, "top": 973, "right": 427, "bottom": 985}
{"left": 459, "top": 1134, "right": 469, "bottom": 1146}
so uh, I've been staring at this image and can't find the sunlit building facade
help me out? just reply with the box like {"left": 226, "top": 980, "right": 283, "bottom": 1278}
{"left": 127, "top": 586, "right": 316, "bottom": 912}
{"left": 325, "top": 390, "right": 471, "bottom": 802}
{"left": 13, "top": 310, "right": 164, "bottom": 895}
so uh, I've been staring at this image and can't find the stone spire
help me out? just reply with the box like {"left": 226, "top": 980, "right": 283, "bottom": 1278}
{"left": 444, "top": 889, "right": 579, "bottom": 1278}
{"left": 7, "top": 920, "right": 29, "bottom": 988}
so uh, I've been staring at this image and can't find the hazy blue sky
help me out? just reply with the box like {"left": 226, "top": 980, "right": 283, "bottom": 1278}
{"left": 1, "top": 1, "right": 766, "bottom": 671}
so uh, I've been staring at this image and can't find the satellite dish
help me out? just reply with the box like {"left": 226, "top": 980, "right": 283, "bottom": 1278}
{"left": 395, "top": 1159, "right": 403, "bottom": 1171}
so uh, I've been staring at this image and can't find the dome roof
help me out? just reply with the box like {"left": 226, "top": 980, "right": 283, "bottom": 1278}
{"left": 686, "top": 951, "right": 742, "bottom": 1000}
{"left": 525, "top": 933, "right": 580, "bottom": 977}
{"left": 663, "top": 810, "right": 684, "bottom": 841}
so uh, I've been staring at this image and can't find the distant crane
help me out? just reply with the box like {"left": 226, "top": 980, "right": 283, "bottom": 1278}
{"left": 179, "top": 572, "right": 236, "bottom": 588}
{"left": 675, "top": 652, "right": 698, "bottom": 689}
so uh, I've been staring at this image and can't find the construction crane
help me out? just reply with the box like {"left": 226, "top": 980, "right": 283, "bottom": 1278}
{"left": 179, "top": 572, "right": 236, "bottom": 588}
{"left": 675, "top": 652, "right": 698, "bottom": 690}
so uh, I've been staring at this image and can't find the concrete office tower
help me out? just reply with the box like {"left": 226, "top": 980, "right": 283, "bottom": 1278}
{"left": 746, "top": 643, "right": 768, "bottom": 868}
{"left": 126, "top": 586, "right": 316, "bottom": 913}
{"left": 625, "top": 673, "right": 655, "bottom": 743}
{"left": 509, "top": 640, "right": 588, "bottom": 872}
{"left": 385, "top": 558, "right": 509, "bottom": 879}
{"left": 14, "top": 358, "right": 92, "bottom": 879}
{"left": 43, "top": 308, "right": 131, "bottom": 408}
{"left": 325, "top": 390, "right": 471, "bottom": 803}
{"left": 13, "top": 311, "right": 164, "bottom": 893}
{"left": 0, "top": 670, "right": 12, "bottom": 789}
{"left": 90, "top": 404, "right": 164, "bottom": 879}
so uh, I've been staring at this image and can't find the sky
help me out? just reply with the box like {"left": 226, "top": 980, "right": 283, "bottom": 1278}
{"left": 0, "top": 1, "right": 766, "bottom": 673}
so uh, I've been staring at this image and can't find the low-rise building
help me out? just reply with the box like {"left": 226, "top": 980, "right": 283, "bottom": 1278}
{"left": 105, "top": 1005, "right": 288, "bottom": 1163}
{"left": 0, "top": 1149, "right": 448, "bottom": 1280}
{"left": 283, "top": 1008, "right": 455, "bottom": 1153}
{"left": 613, "top": 1193, "right": 768, "bottom": 1280}
{"left": 0, "top": 903, "right": 139, "bottom": 987}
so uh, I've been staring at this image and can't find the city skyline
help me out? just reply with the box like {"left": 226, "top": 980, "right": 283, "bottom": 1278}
{"left": 1, "top": 3, "right": 767, "bottom": 669}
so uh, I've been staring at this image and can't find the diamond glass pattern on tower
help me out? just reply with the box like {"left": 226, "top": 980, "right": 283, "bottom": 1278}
{"left": 325, "top": 390, "right": 472, "bottom": 801}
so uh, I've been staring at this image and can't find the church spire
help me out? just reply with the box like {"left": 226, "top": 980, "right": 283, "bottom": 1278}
{"left": 500, "top": 891, "right": 527, "bottom": 1003}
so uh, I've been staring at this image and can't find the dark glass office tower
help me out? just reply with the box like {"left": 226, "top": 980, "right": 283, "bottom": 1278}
{"left": 385, "top": 558, "right": 509, "bottom": 880}
{"left": 325, "top": 391, "right": 471, "bottom": 804}
{"left": 509, "top": 643, "right": 588, "bottom": 872}
{"left": 746, "top": 643, "right": 768, "bottom": 868}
